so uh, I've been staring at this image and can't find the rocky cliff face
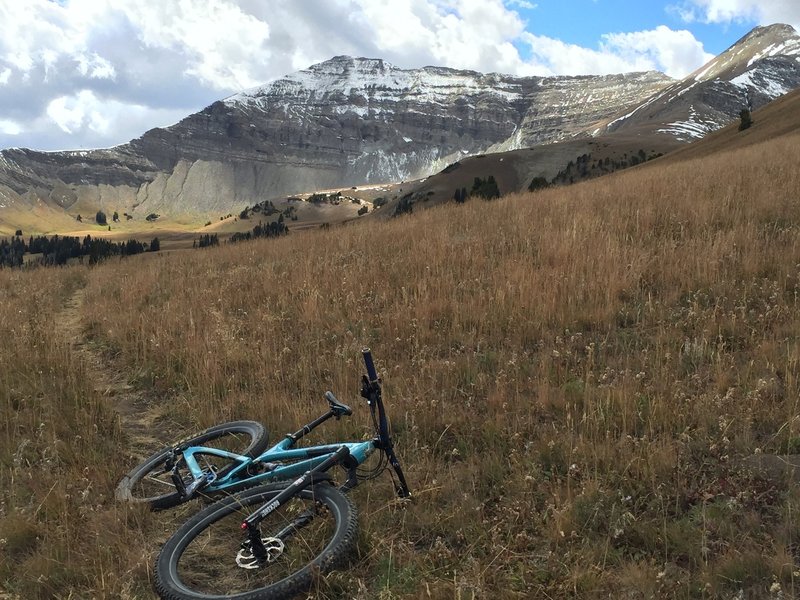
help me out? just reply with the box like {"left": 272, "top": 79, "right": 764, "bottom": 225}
{"left": 1, "top": 24, "right": 799, "bottom": 220}
{"left": 211, "top": 59, "right": 672, "bottom": 180}
{"left": 122, "top": 59, "right": 672, "bottom": 216}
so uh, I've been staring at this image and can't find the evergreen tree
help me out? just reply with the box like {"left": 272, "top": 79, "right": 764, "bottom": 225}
{"left": 471, "top": 176, "right": 500, "bottom": 200}
{"left": 96, "top": 210, "right": 107, "bottom": 225}
{"left": 739, "top": 108, "right": 753, "bottom": 131}
{"left": 454, "top": 188, "right": 467, "bottom": 203}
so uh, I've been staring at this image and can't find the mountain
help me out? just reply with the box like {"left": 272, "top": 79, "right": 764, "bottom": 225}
{"left": 0, "top": 61, "right": 671, "bottom": 221}
{"left": 606, "top": 23, "right": 800, "bottom": 140}
{"left": 0, "top": 24, "right": 799, "bottom": 227}
{"left": 382, "top": 86, "right": 800, "bottom": 219}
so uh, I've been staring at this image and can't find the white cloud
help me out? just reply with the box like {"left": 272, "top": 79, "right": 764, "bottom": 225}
{"left": 76, "top": 53, "right": 116, "bottom": 80}
{"left": 522, "top": 26, "right": 713, "bottom": 79}
{"left": 112, "top": 0, "right": 272, "bottom": 90}
{"left": 47, "top": 91, "right": 103, "bottom": 135}
{"left": 673, "top": 1, "right": 800, "bottom": 28}
{"left": 602, "top": 27, "right": 714, "bottom": 78}
{"left": 348, "top": 0, "right": 529, "bottom": 75}
{"left": 39, "top": 90, "right": 187, "bottom": 149}
{"left": 0, "top": 0, "right": 764, "bottom": 151}
{"left": 505, "top": 0, "right": 537, "bottom": 10}
{"left": 0, "top": 119, "right": 22, "bottom": 136}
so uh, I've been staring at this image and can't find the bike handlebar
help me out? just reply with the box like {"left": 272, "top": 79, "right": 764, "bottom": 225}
{"left": 362, "top": 347, "right": 378, "bottom": 382}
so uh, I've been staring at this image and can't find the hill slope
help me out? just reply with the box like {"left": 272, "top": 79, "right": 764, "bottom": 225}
{"left": 378, "top": 84, "right": 800, "bottom": 216}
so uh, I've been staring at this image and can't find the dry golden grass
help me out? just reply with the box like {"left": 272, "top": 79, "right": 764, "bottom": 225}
{"left": 2, "top": 128, "right": 800, "bottom": 598}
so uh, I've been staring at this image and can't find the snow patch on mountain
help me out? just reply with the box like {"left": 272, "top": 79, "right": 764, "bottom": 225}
{"left": 747, "top": 38, "right": 800, "bottom": 66}
{"left": 226, "top": 57, "right": 524, "bottom": 110}
{"left": 656, "top": 105, "right": 726, "bottom": 142}
{"left": 732, "top": 69, "right": 791, "bottom": 98}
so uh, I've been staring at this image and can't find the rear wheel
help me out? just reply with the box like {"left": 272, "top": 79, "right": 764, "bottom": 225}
{"left": 116, "top": 421, "right": 269, "bottom": 510}
{"left": 154, "top": 483, "right": 358, "bottom": 600}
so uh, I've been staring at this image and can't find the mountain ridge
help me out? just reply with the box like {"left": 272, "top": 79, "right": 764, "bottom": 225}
{"left": 0, "top": 23, "right": 799, "bottom": 229}
{"left": 606, "top": 22, "right": 800, "bottom": 141}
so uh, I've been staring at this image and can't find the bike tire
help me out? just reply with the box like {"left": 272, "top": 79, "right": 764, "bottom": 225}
{"left": 116, "top": 420, "right": 269, "bottom": 510}
{"left": 154, "top": 482, "right": 358, "bottom": 600}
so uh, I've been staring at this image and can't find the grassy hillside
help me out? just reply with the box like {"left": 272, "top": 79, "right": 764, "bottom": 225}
{"left": 2, "top": 109, "right": 800, "bottom": 598}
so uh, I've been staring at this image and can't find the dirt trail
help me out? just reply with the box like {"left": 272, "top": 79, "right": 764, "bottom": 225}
{"left": 57, "top": 285, "right": 173, "bottom": 459}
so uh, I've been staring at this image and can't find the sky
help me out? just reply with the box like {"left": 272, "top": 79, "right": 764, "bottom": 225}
{"left": 0, "top": 0, "right": 798, "bottom": 152}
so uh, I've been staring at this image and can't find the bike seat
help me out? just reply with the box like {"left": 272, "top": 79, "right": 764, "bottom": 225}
{"left": 325, "top": 391, "right": 353, "bottom": 417}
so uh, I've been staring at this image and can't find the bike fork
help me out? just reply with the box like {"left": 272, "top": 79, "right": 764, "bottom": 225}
{"left": 240, "top": 446, "right": 351, "bottom": 561}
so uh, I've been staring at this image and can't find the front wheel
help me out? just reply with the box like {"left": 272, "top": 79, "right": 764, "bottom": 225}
{"left": 116, "top": 420, "right": 269, "bottom": 510}
{"left": 154, "top": 483, "right": 358, "bottom": 600}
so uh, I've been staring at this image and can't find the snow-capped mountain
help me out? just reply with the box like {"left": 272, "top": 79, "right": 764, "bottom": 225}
{"left": 0, "top": 24, "right": 799, "bottom": 219}
{"left": 606, "top": 24, "right": 800, "bottom": 141}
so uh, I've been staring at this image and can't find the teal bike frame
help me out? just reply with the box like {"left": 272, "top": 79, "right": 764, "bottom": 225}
{"left": 179, "top": 438, "right": 377, "bottom": 494}
{"left": 168, "top": 348, "right": 411, "bottom": 501}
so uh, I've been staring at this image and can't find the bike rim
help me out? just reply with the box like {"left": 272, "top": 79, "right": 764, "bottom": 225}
{"left": 129, "top": 430, "right": 258, "bottom": 502}
{"left": 171, "top": 489, "right": 342, "bottom": 596}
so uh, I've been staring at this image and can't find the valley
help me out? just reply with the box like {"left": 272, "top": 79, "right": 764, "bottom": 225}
{"left": 2, "top": 73, "right": 800, "bottom": 598}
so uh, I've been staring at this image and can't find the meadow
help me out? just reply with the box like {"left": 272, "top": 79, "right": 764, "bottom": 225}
{"left": 2, "top": 128, "right": 800, "bottom": 598}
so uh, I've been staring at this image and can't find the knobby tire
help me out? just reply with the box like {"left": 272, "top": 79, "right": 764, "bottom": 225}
{"left": 154, "top": 482, "right": 358, "bottom": 600}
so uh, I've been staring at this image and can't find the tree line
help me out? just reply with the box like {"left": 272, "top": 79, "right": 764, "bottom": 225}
{"left": 0, "top": 233, "right": 160, "bottom": 268}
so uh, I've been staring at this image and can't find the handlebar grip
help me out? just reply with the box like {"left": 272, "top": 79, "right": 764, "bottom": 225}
{"left": 362, "top": 347, "right": 378, "bottom": 382}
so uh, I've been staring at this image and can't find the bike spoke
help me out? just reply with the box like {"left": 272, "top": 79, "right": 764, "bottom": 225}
{"left": 144, "top": 474, "right": 175, "bottom": 488}
{"left": 174, "top": 494, "right": 336, "bottom": 595}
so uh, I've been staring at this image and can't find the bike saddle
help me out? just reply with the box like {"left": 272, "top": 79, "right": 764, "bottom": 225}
{"left": 325, "top": 391, "right": 353, "bottom": 417}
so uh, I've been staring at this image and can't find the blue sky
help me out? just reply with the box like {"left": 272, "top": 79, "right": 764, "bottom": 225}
{"left": 511, "top": 1, "right": 751, "bottom": 56}
{"left": 0, "top": 0, "right": 798, "bottom": 151}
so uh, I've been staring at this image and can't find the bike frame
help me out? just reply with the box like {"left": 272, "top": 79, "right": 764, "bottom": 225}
{"left": 179, "top": 436, "right": 377, "bottom": 494}
{"left": 171, "top": 348, "right": 410, "bottom": 500}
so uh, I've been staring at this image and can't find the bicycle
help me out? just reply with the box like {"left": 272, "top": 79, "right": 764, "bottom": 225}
{"left": 116, "top": 348, "right": 411, "bottom": 600}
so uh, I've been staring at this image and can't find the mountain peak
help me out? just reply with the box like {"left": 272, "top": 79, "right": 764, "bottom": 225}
{"left": 745, "top": 23, "right": 798, "bottom": 39}
{"left": 727, "top": 22, "right": 800, "bottom": 55}
{"left": 689, "top": 22, "right": 800, "bottom": 84}
{"left": 606, "top": 22, "right": 800, "bottom": 142}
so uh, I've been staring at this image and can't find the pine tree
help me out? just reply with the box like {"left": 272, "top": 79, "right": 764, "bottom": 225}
{"left": 739, "top": 108, "right": 753, "bottom": 131}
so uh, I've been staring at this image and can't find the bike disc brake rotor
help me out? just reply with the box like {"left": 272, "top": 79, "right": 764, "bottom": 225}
{"left": 236, "top": 537, "right": 284, "bottom": 569}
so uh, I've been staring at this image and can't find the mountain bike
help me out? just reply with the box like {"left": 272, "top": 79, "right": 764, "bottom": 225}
{"left": 116, "top": 348, "right": 411, "bottom": 600}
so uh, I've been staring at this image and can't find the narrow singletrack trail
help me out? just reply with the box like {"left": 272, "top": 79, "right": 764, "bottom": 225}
{"left": 56, "top": 284, "right": 174, "bottom": 460}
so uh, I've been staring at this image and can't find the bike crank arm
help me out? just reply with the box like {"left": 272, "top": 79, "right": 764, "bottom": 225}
{"left": 240, "top": 446, "right": 351, "bottom": 561}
